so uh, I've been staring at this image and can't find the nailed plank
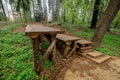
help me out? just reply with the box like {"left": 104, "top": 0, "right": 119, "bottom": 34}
{"left": 77, "top": 40, "right": 92, "bottom": 45}
{"left": 87, "top": 51, "right": 104, "bottom": 58}
{"left": 36, "top": 39, "right": 56, "bottom": 73}
{"left": 25, "top": 25, "right": 64, "bottom": 34}
{"left": 84, "top": 54, "right": 111, "bottom": 64}
{"left": 56, "top": 34, "right": 80, "bottom": 42}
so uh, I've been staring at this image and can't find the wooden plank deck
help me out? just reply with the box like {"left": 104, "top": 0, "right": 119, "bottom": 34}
{"left": 56, "top": 34, "right": 80, "bottom": 42}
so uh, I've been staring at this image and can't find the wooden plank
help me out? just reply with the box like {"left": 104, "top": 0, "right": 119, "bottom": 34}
{"left": 67, "top": 44, "right": 78, "bottom": 58}
{"left": 25, "top": 25, "right": 64, "bottom": 34}
{"left": 83, "top": 54, "right": 111, "bottom": 64}
{"left": 36, "top": 39, "right": 56, "bottom": 73}
{"left": 77, "top": 40, "right": 92, "bottom": 45}
{"left": 56, "top": 34, "right": 80, "bottom": 42}
{"left": 87, "top": 51, "right": 104, "bottom": 58}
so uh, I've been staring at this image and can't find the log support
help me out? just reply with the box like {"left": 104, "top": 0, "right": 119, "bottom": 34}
{"left": 63, "top": 41, "right": 71, "bottom": 58}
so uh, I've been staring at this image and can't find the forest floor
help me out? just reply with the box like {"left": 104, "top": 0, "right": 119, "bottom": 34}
{"left": 16, "top": 22, "right": 120, "bottom": 80}
{"left": 0, "top": 22, "right": 120, "bottom": 80}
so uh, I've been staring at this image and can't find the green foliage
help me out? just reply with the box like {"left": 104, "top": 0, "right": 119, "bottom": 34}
{"left": 60, "top": 0, "right": 95, "bottom": 26}
{"left": 0, "top": 23, "right": 54, "bottom": 80}
{"left": 16, "top": 0, "right": 30, "bottom": 11}
{"left": 40, "top": 42, "right": 50, "bottom": 49}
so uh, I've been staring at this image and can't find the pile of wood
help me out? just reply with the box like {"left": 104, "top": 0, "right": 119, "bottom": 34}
{"left": 76, "top": 40, "right": 93, "bottom": 53}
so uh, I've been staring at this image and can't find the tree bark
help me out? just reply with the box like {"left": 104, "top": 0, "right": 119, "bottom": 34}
{"left": 63, "top": 7, "right": 66, "bottom": 22}
{"left": 43, "top": 0, "right": 47, "bottom": 22}
{"left": 92, "top": 0, "right": 120, "bottom": 48}
{"left": 0, "top": 0, "right": 6, "bottom": 20}
{"left": 23, "top": 10, "right": 27, "bottom": 23}
{"left": 90, "top": 0, "right": 101, "bottom": 29}
{"left": 56, "top": 0, "right": 60, "bottom": 21}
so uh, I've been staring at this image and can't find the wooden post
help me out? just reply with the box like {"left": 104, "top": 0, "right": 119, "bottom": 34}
{"left": 67, "top": 43, "right": 78, "bottom": 58}
{"left": 32, "top": 37, "right": 40, "bottom": 74}
{"left": 37, "top": 39, "right": 57, "bottom": 73}
{"left": 63, "top": 41, "right": 71, "bottom": 58}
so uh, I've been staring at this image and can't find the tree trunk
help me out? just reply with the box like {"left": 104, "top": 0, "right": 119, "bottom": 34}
{"left": 52, "top": 0, "right": 55, "bottom": 21}
{"left": 56, "top": 0, "right": 60, "bottom": 21}
{"left": 23, "top": 10, "right": 27, "bottom": 23}
{"left": 90, "top": 0, "right": 101, "bottom": 29}
{"left": 33, "top": 1, "right": 35, "bottom": 21}
{"left": 43, "top": 0, "right": 47, "bottom": 22}
{"left": 0, "top": 0, "right": 6, "bottom": 20}
{"left": 63, "top": 7, "right": 66, "bottom": 22}
{"left": 38, "top": 0, "right": 43, "bottom": 18}
{"left": 92, "top": 0, "right": 120, "bottom": 48}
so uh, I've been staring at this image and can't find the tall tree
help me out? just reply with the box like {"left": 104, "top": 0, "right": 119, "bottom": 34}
{"left": 16, "top": 0, "right": 30, "bottom": 22}
{"left": 90, "top": 0, "right": 101, "bottom": 29}
{"left": 92, "top": 0, "right": 120, "bottom": 48}
{"left": 56, "top": 0, "right": 60, "bottom": 21}
{"left": 43, "top": 0, "right": 47, "bottom": 22}
{"left": 0, "top": 0, "right": 6, "bottom": 20}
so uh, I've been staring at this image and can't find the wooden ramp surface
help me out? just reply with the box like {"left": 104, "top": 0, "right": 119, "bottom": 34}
{"left": 82, "top": 51, "right": 112, "bottom": 64}
{"left": 56, "top": 34, "right": 80, "bottom": 42}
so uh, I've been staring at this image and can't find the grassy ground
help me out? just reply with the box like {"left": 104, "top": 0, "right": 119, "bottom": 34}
{"left": 0, "top": 23, "right": 54, "bottom": 80}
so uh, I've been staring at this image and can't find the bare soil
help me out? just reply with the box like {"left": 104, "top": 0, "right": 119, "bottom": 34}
{"left": 48, "top": 56, "right": 120, "bottom": 80}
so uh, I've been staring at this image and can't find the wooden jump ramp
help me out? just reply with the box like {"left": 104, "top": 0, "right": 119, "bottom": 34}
{"left": 25, "top": 24, "right": 112, "bottom": 74}
{"left": 56, "top": 34, "right": 111, "bottom": 64}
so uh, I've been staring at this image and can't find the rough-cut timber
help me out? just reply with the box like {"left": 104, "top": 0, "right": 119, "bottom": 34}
{"left": 84, "top": 54, "right": 111, "bottom": 64}
{"left": 76, "top": 39, "right": 93, "bottom": 53}
{"left": 56, "top": 34, "right": 80, "bottom": 42}
{"left": 76, "top": 40, "right": 92, "bottom": 45}
{"left": 87, "top": 50, "right": 103, "bottom": 58}
{"left": 92, "top": 0, "right": 120, "bottom": 48}
{"left": 25, "top": 25, "right": 64, "bottom": 35}
{"left": 56, "top": 34, "right": 81, "bottom": 58}
{"left": 37, "top": 39, "right": 56, "bottom": 73}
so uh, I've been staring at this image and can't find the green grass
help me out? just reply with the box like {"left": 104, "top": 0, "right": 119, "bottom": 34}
{"left": 0, "top": 23, "right": 54, "bottom": 80}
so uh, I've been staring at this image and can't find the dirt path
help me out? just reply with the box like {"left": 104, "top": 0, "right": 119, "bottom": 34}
{"left": 48, "top": 56, "right": 120, "bottom": 80}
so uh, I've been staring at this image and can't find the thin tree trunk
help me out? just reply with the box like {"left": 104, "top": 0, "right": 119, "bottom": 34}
{"left": 38, "top": 0, "right": 43, "bottom": 19}
{"left": 90, "top": 0, "right": 101, "bottom": 29}
{"left": 92, "top": 0, "right": 120, "bottom": 48}
{"left": 0, "top": 0, "right": 6, "bottom": 20}
{"left": 23, "top": 10, "right": 27, "bottom": 23}
{"left": 52, "top": 0, "right": 55, "bottom": 21}
{"left": 56, "top": 0, "right": 60, "bottom": 21}
{"left": 63, "top": 8, "right": 66, "bottom": 22}
{"left": 33, "top": 1, "right": 35, "bottom": 21}
{"left": 43, "top": 0, "right": 47, "bottom": 22}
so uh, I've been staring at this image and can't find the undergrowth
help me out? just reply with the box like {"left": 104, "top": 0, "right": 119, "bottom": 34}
{"left": 0, "top": 23, "right": 54, "bottom": 80}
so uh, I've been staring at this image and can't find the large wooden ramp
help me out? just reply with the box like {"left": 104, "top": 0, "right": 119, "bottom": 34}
{"left": 48, "top": 56, "right": 120, "bottom": 80}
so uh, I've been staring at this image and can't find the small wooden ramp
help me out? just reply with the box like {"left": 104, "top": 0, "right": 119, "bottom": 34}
{"left": 82, "top": 50, "right": 111, "bottom": 64}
